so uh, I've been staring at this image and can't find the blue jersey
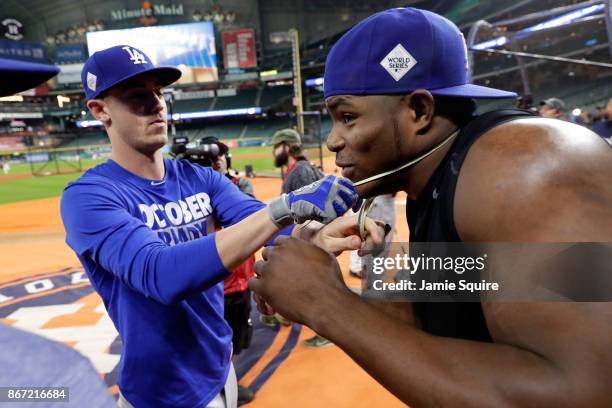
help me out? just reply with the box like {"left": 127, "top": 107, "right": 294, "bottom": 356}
{"left": 61, "top": 158, "right": 265, "bottom": 408}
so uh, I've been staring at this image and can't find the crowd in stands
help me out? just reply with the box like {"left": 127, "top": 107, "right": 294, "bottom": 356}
{"left": 528, "top": 95, "right": 612, "bottom": 144}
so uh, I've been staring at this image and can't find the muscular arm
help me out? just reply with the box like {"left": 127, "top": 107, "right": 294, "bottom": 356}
{"left": 253, "top": 119, "right": 612, "bottom": 406}
{"left": 311, "top": 289, "right": 611, "bottom": 407}
{"left": 255, "top": 238, "right": 612, "bottom": 407}
{"left": 63, "top": 169, "right": 361, "bottom": 305}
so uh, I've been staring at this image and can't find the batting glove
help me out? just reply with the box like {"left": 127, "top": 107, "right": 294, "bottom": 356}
{"left": 268, "top": 175, "right": 361, "bottom": 228}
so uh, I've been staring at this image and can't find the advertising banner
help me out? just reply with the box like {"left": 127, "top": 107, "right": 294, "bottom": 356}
{"left": 223, "top": 29, "right": 256, "bottom": 69}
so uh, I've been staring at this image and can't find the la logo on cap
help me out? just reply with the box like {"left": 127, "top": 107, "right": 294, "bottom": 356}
{"left": 380, "top": 43, "right": 418, "bottom": 82}
{"left": 122, "top": 46, "right": 147, "bottom": 65}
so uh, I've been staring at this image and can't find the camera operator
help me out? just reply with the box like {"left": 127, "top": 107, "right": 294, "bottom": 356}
{"left": 206, "top": 136, "right": 257, "bottom": 406}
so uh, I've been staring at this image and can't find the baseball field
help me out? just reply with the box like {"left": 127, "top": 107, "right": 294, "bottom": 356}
{"left": 0, "top": 145, "right": 408, "bottom": 407}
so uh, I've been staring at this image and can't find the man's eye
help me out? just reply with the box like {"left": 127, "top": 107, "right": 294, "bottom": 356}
{"left": 127, "top": 91, "right": 146, "bottom": 99}
{"left": 342, "top": 114, "right": 354, "bottom": 124}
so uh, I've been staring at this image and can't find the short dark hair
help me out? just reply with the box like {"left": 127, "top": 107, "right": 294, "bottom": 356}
{"left": 433, "top": 95, "right": 477, "bottom": 127}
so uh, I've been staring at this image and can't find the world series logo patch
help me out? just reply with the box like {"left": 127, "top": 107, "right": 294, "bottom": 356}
{"left": 86, "top": 72, "right": 97, "bottom": 91}
{"left": 380, "top": 43, "right": 418, "bottom": 82}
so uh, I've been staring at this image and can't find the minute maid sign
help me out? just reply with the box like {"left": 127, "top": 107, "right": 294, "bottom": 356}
{"left": 110, "top": 3, "right": 184, "bottom": 21}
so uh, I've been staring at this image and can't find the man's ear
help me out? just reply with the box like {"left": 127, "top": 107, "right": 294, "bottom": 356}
{"left": 86, "top": 99, "right": 111, "bottom": 124}
{"left": 403, "top": 89, "right": 435, "bottom": 135}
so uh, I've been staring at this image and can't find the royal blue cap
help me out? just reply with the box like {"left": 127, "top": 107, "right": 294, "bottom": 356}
{"left": 81, "top": 45, "right": 181, "bottom": 99}
{"left": 0, "top": 57, "right": 60, "bottom": 97}
{"left": 324, "top": 8, "right": 517, "bottom": 100}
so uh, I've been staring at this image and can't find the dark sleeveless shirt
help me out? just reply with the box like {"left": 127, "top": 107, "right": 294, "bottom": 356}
{"left": 408, "top": 109, "right": 537, "bottom": 341}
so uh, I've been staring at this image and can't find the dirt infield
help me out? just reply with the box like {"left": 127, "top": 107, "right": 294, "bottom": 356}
{"left": 0, "top": 173, "right": 37, "bottom": 183}
{"left": 0, "top": 168, "right": 408, "bottom": 407}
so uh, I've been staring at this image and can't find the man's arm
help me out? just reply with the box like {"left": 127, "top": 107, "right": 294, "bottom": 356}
{"left": 62, "top": 175, "right": 359, "bottom": 305}
{"left": 251, "top": 120, "right": 612, "bottom": 406}
{"left": 251, "top": 239, "right": 612, "bottom": 407}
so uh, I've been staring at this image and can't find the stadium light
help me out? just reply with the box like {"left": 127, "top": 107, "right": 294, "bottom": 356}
{"left": 305, "top": 77, "right": 324, "bottom": 87}
{"left": 171, "top": 107, "right": 262, "bottom": 120}
{"left": 0, "top": 95, "right": 23, "bottom": 102}
{"left": 269, "top": 31, "right": 291, "bottom": 44}
{"left": 76, "top": 107, "right": 263, "bottom": 127}
{"left": 76, "top": 120, "right": 103, "bottom": 128}
{"left": 260, "top": 69, "right": 278, "bottom": 77}
{"left": 471, "top": 36, "right": 508, "bottom": 51}
{"left": 519, "top": 4, "right": 605, "bottom": 34}
{"left": 472, "top": 3, "right": 606, "bottom": 50}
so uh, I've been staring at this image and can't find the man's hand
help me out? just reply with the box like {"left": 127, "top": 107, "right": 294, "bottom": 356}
{"left": 310, "top": 215, "right": 386, "bottom": 256}
{"left": 267, "top": 176, "right": 361, "bottom": 228}
{"left": 253, "top": 292, "right": 274, "bottom": 316}
{"left": 249, "top": 236, "right": 350, "bottom": 325}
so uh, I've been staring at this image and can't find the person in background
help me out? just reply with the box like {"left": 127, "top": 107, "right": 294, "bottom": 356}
{"left": 348, "top": 194, "right": 396, "bottom": 278}
{"left": 271, "top": 128, "right": 325, "bottom": 194}
{"left": 591, "top": 97, "right": 612, "bottom": 144}
{"left": 538, "top": 97, "right": 566, "bottom": 119}
{"left": 516, "top": 94, "right": 535, "bottom": 112}
{"left": 208, "top": 136, "right": 256, "bottom": 406}
{"left": 269, "top": 128, "right": 330, "bottom": 348}
{"left": 594, "top": 104, "right": 607, "bottom": 121}
{"left": 575, "top": 110, "right": 592, "bottom": 127}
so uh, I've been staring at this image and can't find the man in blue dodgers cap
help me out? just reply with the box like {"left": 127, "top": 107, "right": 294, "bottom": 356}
{"left": 250, "top": 8, "right": 612, "bottom": 406}
{"left": 61, "top": 45, "right": 374, "bottom": 408}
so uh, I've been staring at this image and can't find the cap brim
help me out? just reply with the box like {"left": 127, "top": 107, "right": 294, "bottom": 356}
{"left": 429, "top": 83, "right": 517, "bottom": 99}
{"left": 147, "top": 66, "right": 182, "bottom": 88}
{"left": 0, "top": 57, "right": 60, "bottom": 97}
{"left": 92, "top": 66, "right": 182, "bottom": 99}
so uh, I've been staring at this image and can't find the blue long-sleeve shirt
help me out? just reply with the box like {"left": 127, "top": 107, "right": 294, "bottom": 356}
{"left": 61, "top": 158, "right": 265, "bottom": 408}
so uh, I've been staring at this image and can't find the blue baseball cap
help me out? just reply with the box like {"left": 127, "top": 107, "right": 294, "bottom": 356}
{"left": 0, "top": 57, "right": 59, "bottom": 97}
{"left": 324, "top": 8, "right": 516, "bottom": 100}
{"left": 81, "top": 45, "right": 181, "bottom": 99}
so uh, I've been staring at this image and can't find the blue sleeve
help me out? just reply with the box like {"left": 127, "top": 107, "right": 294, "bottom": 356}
{"left": 267, "top": 224, "right": 295, "bottom": 246}
{"left": 61, "top": 182, "right": 229, "bottom": 305}
{"left": 197, "top": 167, "right": 265, "bottom": 227}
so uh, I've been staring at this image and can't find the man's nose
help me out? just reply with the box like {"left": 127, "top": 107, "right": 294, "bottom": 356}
{"left": 326, "top": 125, "right": 344, "bottom": 152}
{"left": 151, "top": 92, "right": 164, "bottom": 113}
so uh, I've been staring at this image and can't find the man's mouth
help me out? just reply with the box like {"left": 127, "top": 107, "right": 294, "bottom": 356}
{"left": 149, "top": 118, "right": 166, "bottom": 126}
{"left": 336, "top": 162, "right": 355, "bottom": 179}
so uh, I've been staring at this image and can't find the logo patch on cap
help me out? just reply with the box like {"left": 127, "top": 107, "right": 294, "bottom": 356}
{"left": 122, "top": 46, "right": 147, "bottom": 65}
{"left": 86, "top": 72, "right": 97, "bottom": 91}
{"left": 380, "top": 44, "right": 417, "bottom": 82}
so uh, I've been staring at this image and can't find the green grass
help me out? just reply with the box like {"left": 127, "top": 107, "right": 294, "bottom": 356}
{"left": 231, "top": 145, "right": 271, "bottom": 155}
{"left": 0, "top": 172, "right": 84, "bottom": 204}
{"left": 0, "top": 146, "right": 333, "bottom": 205}
{"left": 7, "top": 158, "right": 107, "bottom": 176}
{"left": 232, "top": 156, "right": 276, "bottom": 174}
